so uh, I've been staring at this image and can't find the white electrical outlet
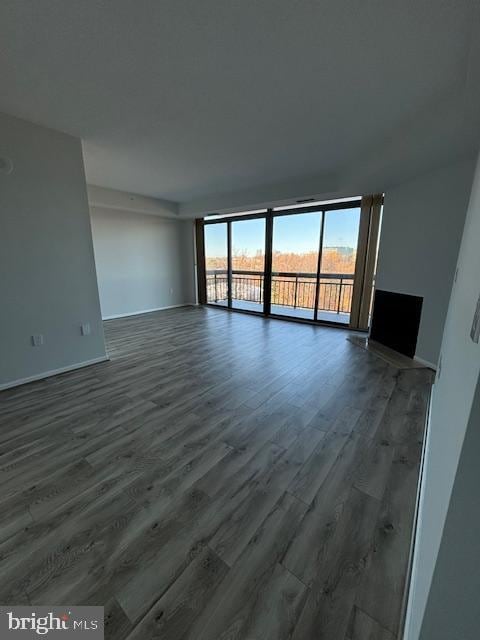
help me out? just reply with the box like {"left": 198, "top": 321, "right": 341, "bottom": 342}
{"left": 31, "top": 334, "right": 44, "bottom": 347}
{"left": 170, "top": 287, "right": 174, "bottom": 295}
{"left": 81, "top": 323, "right": 91, "bottom": 336}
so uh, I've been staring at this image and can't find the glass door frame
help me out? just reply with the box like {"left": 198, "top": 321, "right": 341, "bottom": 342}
{"left": 196, "top": 195, "right": 382, "bottom": 330}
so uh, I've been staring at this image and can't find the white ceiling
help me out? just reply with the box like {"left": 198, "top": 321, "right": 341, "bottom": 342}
{"left": 1, "top": 0, "right": 479, "bottom": 215}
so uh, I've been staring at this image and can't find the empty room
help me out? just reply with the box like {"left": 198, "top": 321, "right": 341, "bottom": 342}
{"left": 1, "top": 2, "right": 479, "bottom": 639}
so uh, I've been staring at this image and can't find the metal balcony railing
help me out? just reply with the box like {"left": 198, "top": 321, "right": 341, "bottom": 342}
{"left": 206, "top": 269, "right": 354, "bottom": 315}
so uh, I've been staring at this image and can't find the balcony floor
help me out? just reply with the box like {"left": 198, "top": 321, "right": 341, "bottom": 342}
{"left": 209, "top": 299, "right": 350, "bottom": 324}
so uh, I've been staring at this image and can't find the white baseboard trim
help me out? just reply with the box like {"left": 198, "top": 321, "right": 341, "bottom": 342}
{"left": 102, "top": 303, "right": 194, "bottom": 321}
{"left": 0, "top": 356, "right": 110, "bottom": 392}
{"left": 414, "top": 356, "right": 437, "bottom": 371}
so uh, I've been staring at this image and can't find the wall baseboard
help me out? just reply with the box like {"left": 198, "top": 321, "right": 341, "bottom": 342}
{"left": 0, "top": 356, "right": 110, "bottom": 392}
{"left": 1, "top": 305, "right": 197, "bottom": 391}
{"left": 102, "top": 303, "right": 194, "bottom": 321}
{"left": 414, "top": 356, "right": 437, "bottom": 370}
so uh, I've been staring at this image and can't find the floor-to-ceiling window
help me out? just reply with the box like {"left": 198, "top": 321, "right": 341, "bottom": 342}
{"left": 197, "top": 196, "right": 382, "bottom": 329}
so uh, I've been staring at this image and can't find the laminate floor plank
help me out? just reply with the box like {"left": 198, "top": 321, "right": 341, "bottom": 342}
{"left": 288, "top": 429, "right": 351, "bottom": 504}
{"left": 282, "top": 433, "right": 368, "bottom": 586}
{"left": 0, "top": 306, "right": 433, "bottom": 640}
{"left": 346, "top": 606, "right": 396, "bottom": 640}
{"left": 190, "top": 492, "right": 308, "bottom": 640}
{"left": 291, "top": 488, "right": 381, "bottom": 640}
{"left": 354, "top": 442, "right": 424, "bottom": 636}
{"left": 124, "top": 546, "right": 229, "bottom": 640}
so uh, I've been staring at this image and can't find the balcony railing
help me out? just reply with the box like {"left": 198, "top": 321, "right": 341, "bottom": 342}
{"left": 206, "top": 269, "right": 354, "bottom": 315}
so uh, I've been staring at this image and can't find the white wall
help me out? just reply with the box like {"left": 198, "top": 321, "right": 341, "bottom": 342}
{"left": 404, "top": 153, "right": 480, "bottom": 639}
{"left": 90, "top": 206, "right": 195, "bottom": 319}
{"left": 376, "top": 157, "right": 475, "bottom": 366}
{"left": 0, "top": 112, "right": 106, "bottom": 389}
{"left": 418, "top": 378, "right": 480, "bottom": 640}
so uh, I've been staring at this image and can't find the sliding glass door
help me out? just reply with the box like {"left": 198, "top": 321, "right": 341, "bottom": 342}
{"left": 271, "top": 212, "right": 322, "bottom": 320}
{"left": 231, "top": 218, "right": 266, "bottom": 313}
{"left": 204, "top": 222, "right": 228, "bottom": 307}
{"left": 316, "top": 206, "right": 361, "bottom": 324}
{"left": 198, "top": 197, "right": 380, "bottom": 328}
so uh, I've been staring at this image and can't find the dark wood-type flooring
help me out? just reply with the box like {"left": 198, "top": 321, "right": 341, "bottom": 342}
{"left": 0, "top": 306, "right": 433, "bottom": 639}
